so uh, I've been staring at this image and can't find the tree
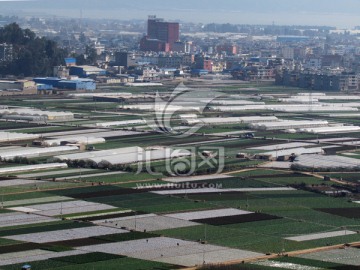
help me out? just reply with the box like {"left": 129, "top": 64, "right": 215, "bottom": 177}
{"left": 0, "top": 23, "right": 67, "bottom": 77}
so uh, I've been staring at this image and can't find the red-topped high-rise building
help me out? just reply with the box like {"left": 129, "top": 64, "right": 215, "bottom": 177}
{"left": 140, "top": 16, "right": 180, "bottom": 52}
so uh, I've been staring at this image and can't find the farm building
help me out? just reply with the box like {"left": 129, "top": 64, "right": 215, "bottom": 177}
{"left": 259, "top": 147, "right": 324, "bottom": 161}
{"left": 42, "top": 136, "right": 105, "bottom": 147}
{"left": 0, "top": 132, "right": 39, "bottom": 142}
{"left": 211, "top": 104, "right": 358, "bottom": 112}
{"left": 0, "top": 146, "right": 79, "bottom": 161}
{"left": 0, "top": 108, "right": 74, "bottom": 121}
{"left": 294, "top": 154, "right": 360, "bottom": 170}
{"left": 121, "top": 104, "right": 201, "bottom": 112}
{"left": 54, "top": 146, "right": 191, "bottom": 166}
{"left": 95, "top": 120, "right": 145, "bottom": 127}
{"left": 34, "top": 77, "right": 96, "bottom": 91}
{"left": 56, "top": 79, "right": 96, "bottom": 91}
{"left": 183, "top": 116, "right": 278, "bottom": 125}
{"left": 178, "top": 114, "right": 198, "bottom": 120}
{"left": 250, "top": 120, "right": 329, "bottom": 130}
{"left": 299, "top": 126, "right": 360, "bottom": 134}
{"left": 0, "top": 163, "right": 68, "bottom": 175}
{"left": 209, "top": 100, "right": 265, "bottom": 105}
{"left": 69, "top": 65, "right": 107, "bottom": 78}
{"left": 0, "top": 80, "right": 37, "bottom": 95}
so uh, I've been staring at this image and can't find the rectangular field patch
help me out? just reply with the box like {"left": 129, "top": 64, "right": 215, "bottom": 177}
{"left": 164, "top": 208, "right": 252, "bottom": 221}
{"left": 76, "top": 236, "right": 263, "bottom": 267}
{"left": 193, "top": 213, "right": 281, "bottom": 226}
{"left": 285, "top": 230, "right": 357, "bottom": 242}
{"left": 9, "top": 200, "right": 117, "bottom": 217}
{"left": 0, "top": 213, "right": 58, "bottom": 228}
{"left": 4, "top": 226, "right": 127, "bottom": 243}
{"left": 315, "top": 208, "right": 360, "bottom": 219}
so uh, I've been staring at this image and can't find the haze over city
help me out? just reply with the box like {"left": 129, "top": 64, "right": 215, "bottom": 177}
{"left": 2, "top": 0, "right": 360, "bottom": 28}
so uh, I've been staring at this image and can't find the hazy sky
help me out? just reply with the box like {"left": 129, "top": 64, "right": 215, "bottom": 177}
{"left": 2, "top": 0, "right": 360, "bottom": 28}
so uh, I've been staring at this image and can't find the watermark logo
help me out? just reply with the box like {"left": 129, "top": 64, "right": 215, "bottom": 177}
{"left": 145, "top": 83, "right": 224, "bottom": 138}
{"left": 136, "top": 182, "right": 223, "bottom": 189}
{"left": 136, "top": 146, "right": 224, "bottom": 176}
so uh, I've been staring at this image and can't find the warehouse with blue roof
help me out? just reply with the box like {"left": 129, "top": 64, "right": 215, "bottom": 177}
{"left": 33, "top": 77, "right": 96, "bottom": 91}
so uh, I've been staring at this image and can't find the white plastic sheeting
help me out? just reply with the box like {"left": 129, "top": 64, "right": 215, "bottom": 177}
{"left": 183, "top": 116, "right": 278, "bottom": 125}
{"left": 0, "top": 131, "right": 39, "bottom": 142}
{"left": 55, "top": 146, "right": 191, "bottom": 165}
{"left": 263, "top": 147, "right": 324, "bottom": 157}
{"left": 209, "top": 100, "right": 265, "bottom": 105}
{"left": 43, "top": 136, "right": 106, "bottom": 146}
{"left": 0, "top": 108, "right": 73, "bottom": 121}
{"left": 248, "top": 142, "right": 316, "bottom": 151}
{"left": 295, "top": 154, "right": 360, "bottom": 169}
{"left": 0, "top": 146, "right": 79, "bottom": 160}
{"left": 299, "top": 126, "right": 360, "bottom": 134}
{"left": 95, "top": 119, "right": 146, "bottom": 127}
{"left": 0, "top": 163, "right": 68, "bottom": 175}
{"left": 210, "top": 104, "right": 358, "bottom": 112}
{"left": 250, "top": 120, "right": 328, "bottom": 130}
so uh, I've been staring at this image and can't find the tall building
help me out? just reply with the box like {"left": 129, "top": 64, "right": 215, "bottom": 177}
{"left": 0, "top": 43, "right": 13, "bottom": 63}
{"left": 140, "top": 16, "right": 180, "bottom": 52}
{"left": 115, "top": 52, "right": 138, "bottom": 68}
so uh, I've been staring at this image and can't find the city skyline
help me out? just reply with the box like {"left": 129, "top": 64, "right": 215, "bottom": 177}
{"left": 1, "top": 0, "right": 360, "bottom": 28}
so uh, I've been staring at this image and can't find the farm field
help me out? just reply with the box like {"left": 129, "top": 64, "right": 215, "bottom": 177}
{"left": 1, "top": 83, "right": 360, "bottom": 269}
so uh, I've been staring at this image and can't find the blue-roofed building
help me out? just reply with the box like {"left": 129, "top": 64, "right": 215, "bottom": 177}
{"left": 64, "top": 58, "right": 76, "bottom": 67}
{"left": 57, "top": 79, "right": 96, "bottom": 91}
{"left": 36, "top": 83, "right": 53, "bottom": 91}
{"left": 33, "top": 77, "right": 62, "bottom": 87}
{"left": 34, "top": 77, "right": 96, "bottom": 91}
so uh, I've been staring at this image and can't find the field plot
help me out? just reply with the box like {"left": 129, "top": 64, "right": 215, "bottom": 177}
{"left": 272, "top": 256, "right": 346, "bottom": 269}
{"left": 77, "top": 236, "right": 263, "bottom": 267}
{"left": 20, "top": 168, "right": 97, "bottom": 178}
{"left": 194, "top": 213, "right": 281, "bottom": 226}
{"left": 285, "top": 230, "right": 357, "bottom": 242}
{"left": 252, "top": 260, "right": 322, "bottom": 270}
{"left": 81, "top": 192, "right": 214, "bottom": 214}
{"left": 55, "top": 170, "right": 127, "bottom": 181}
{"left": 260, "top": 161, "right": 292, "bottom": 169}
{"left": 319, "top": 172, "right": 360, "bottom": 184}
{"left": 248, "top": 142, "right": 316, "bottom": 151}
{"left": 0, "top": 163, "right": 68, "bottom": 175}
{"left": 0, "top": 212, "right": 58, "bottom": 228}
{"left": 4, "top": 226, "right": 126, "bottom": 243}
{"left": 163, "top": 174, "right": 232, "bottom": 183}
{"left": 1, "top": 254, "right": 181, "bottom": 270}
{"left": 299, "top": 247, "right": 360, "bottom": 266}
{"left": 94, "top": 214, "right": 200, "bottom": 231}
{"left": 315, "top": 208, "right": 360, "bottom": 219}
{"left": 0, "top": 179, "right": 43, "bottom": 187}
{"left": 0, "top": 249, "right": 89, "bottom": 267}
{"left": 152, "top": 187, "right": 295, "bottom": 195}
{"left": 8, "top": 200, "right": 117, "bottom": 216}
{"left": 165, "top": 208, "right": 252, "bottom": 221}
{"left": 1, "top": 196, "right": 72, "bottom": 208}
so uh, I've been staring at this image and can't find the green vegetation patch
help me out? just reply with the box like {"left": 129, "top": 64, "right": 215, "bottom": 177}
{"left": 54, "top": 252, "right": 125, "bottom": 264}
